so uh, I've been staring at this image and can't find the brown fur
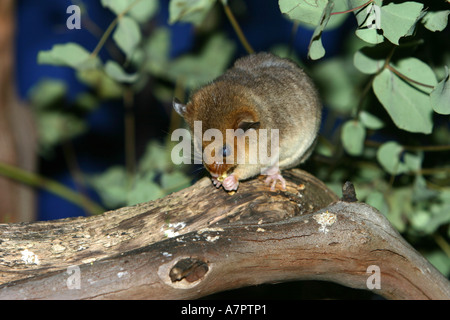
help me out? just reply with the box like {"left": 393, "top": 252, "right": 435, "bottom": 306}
{"left": 174, "top": 52, "right": 322, "bottom": 183}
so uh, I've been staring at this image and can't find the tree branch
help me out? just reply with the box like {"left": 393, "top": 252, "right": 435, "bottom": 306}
{"left": 0, "top": 169, "right": 449, "bottom": 299}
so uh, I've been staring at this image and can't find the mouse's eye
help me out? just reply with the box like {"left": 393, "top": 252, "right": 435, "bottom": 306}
{"left": 222, "top": 144, "right": 231, "bottom": 157}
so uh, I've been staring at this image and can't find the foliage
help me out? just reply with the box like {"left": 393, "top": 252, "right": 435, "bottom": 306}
{"left": 278, "top": 0, "right": 450, "bottom": 275}
{"left": 30, "top": 0, "right": 450, "bottom": 276}
{"left": 32, "top": 0, "right": 236, "bottom": 209}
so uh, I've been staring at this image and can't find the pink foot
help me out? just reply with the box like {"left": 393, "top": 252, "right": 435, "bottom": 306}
{"left": 211, "top": 177, "right": 222, "bottom": 188}
{"left": 264, "top": 172, "right": 286, "bottom": 191}
{"left": 222, "top": 174, "right": 239, "bottom": 191}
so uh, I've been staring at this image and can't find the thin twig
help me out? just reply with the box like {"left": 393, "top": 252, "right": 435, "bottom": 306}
{"left": 0, "top": 162, "right": 104, "bottom": 215}
{"left": 330, "top": 0, "right": 374, "bottom": 16}
{"left": 365, "top": 140, "right": 450, "bottom": 152}
{"left": 410, "top": 167, "right": 450, "bottom": 175}
{"left": 387, "top": 64, "right": 435, "bottom": 89}
{"left": 62, "top": 141, "right": 91, "bottom": 216}
{"left": 124, "top": 87, "right": 136, "bottom": 190}
{"left": 433, "top": 233, "right": 450, "bottom": 259}
{"left": 355, "top": 76, "right": 375, "bottom": 117}
{"left": 222, "top": 1, "right": 254, "bottom": 54}
{"left": 90, "top": 0, "right": 143, "bottom": 58}
{"left": 73, "top": 0, "right": 123, "bottom": 61}
{"left": 288, "top": 22, "right": 299, "bottom": 58}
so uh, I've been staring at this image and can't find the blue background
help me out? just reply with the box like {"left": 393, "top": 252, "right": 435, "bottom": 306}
{"left": 15, "top": 0, "right": 347, "bottom": 221}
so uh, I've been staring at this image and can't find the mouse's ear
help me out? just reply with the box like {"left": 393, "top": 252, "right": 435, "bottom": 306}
{"left": 238, "top": 120, "right": 260, "bottom": 132}
{"left": 173, "top": 97, "right": 187, "bottom": 117}
{"left": 234, "top": 110, "right": 260, "bottom": 132}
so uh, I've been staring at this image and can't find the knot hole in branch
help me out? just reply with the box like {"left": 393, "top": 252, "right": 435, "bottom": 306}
{"left": 169, "top": 258, "right": 209, "bottom": 283}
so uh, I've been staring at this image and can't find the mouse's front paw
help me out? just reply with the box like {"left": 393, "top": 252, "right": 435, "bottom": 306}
{"left": 222, "top": 174, "right": 239, "bottom": 191}
{"left": 211, "top": 177, "right": 222, "bottom": 188}
{"left": 264, "top": 172, "right": 287, "bottom": 191}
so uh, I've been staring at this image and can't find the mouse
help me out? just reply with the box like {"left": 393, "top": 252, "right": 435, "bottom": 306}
{"left": 173, "top": 52, "right": 322, "bottom": 193}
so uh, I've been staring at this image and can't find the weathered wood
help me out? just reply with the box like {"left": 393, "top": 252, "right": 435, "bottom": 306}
{"left": 0, "top": 169, "right": 449, "bottom": 299}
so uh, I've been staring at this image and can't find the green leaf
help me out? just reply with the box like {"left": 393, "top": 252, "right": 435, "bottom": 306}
{"left": 411, "top": 201, "right": 450, "bottom": 235}
{"left": 307, "top": 1, "right": 334, "bottom": 60}
{"left": 386, "top": 187, "right": 411, "bottom": 232}
{"left": 38, "top": 43, "right": 100, "bottom": 70}
{"left": 113, "top": 16, "right": 141, "bottom": 59}
{"left": 139, "top": 141, "right": 172, "bottom": 173}
{"left": 279, "top": 1, "right": 350, "bottom": 30}
{"left": 101, "top": 0, "right": 159, "bottom": 22}
{"left": 341, "top": 120, "right": 366, "bottom": 156}
{"left": 315, "top": 140, "right": 333, "bottom": 158}
{"left": 128, "top": 0, "right": 159, "bottom": 23}
{"left": 422, "top": 10, "right": 450, "bottom": 32}
{"left": 431, "top": 194, "right": 450, "bottom": 237}
{"left": 104, "top": 60, "right": 139, "bottom": 83}
{"left": 74, "top": 92, "right": 99, "bottom": 112}
{"left": 380, "top": 2, "right": 424, "bottom": 45}
{"left": 353, "top": 48, "right": 384, "bottom": 75}
{"left": 357, "top": 165, "right": 384, "bottom": 182}
{"left": 28, "top": 79, "right": 67, "bottom": 109}
{"left": 410, "top": 210, "right": 430, "bottom": 231}
{"left": 169, "top": 0, "right": 216, "bottom": 26}
{"left": 127, "top": 174, "right": 164, "bottom": 205}
{"left": 77, "top": 69, "right": 123, "bottom": 99}
{"left": 404, "top": 152, "right": 422, "bottom": 172}
{"left": 269, "top": 44, "right": 302, "bottom": 66}
{"left": 373, "top": 58, "right": 436, "bottom": 133}
{"left": 312, "top": 58, "right": 361, "bottom": 113}
{"left": 143, "top": 27, "right": 171, "bottom": 76}
{"left": 326, "top": 1, "right": 351, "bottom": 30}
{"left": 279, "top": 0, "right": 327, "bottom": 26}
{"left": 161, "top": 171, "right": 191, "bottom": 192}
{"left": 430, "top": 66, "right": 450, "bottom": 115}
{"left": 101, "top": 0, "right": 131, "bottom": 15}
{"left": 425, "top": 251, "right": 450, "bottom": 277}
{"left": 376, "top": 141, "right": 408, "bottom": 175}
{"left": 354, "top": 28, "right": 384, "bottom": 45}
{"left": 353, "top": 2, "right": 384, "bottom": 44}
{"left": 395, "top": 58, "right": 437, "bottom": 93}
{"left": 308, "top": 35, "right": 326, "bottom": 61}
{"left": 89, "top": 166, "right": 127, "bottom": 208}
{"left": 167, "top": 33, "right": 235, "bottom": 89}
{"left": 37, "top": 112, "right": 87, "bottom": 154}
{"left": 413, "top": 175, "right": 438, "bottom": 202}
{"left": 358, "top": 111, "right": 384, "bottom": 130}
{"left": 365, "top": 191, "right": 388, "bottom": 216}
